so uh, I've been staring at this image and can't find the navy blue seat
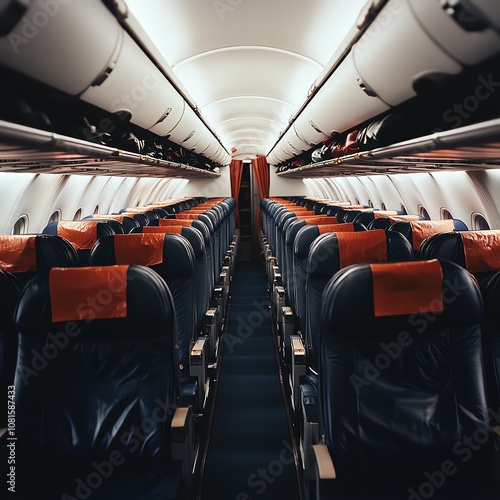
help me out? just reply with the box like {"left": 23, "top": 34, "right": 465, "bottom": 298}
{"left": 138, "top": 225, "right": 210, "bottom": 336}
{"left": 388, "top": 219, "right": 467, "bottom": 256}
{"left": 12, "top": 265, "right": 193, "bottom": 499}
{"left": 311, "top": 259, "right": 493, "bottom": 498}
{"left": 0, "top": 234, "right": 79, "bottom": 284}
{"left": 366, "top": 214, "right": 423, "bottom": 230}
{"left": 293, "top": 230, "right": 412, "bottom": 433}
{"left": 43, "top": 220, "right": 115, "bottom": 265}
{"left": 82, "top": 216, "right": 125, "bottom": 234}
{"left": 479, "top": 271, "right": 500, "bottom": 418}
{"left": 89, "top": 233, "right": 208, "bottom": 411}
{"left": 0, "top": 270, "right": 22, "bottom": 427}
{"left": 88, "top": 214, "right": 140, "bottom": 233}
{"left": 353, "top": 210, "right": 408, "bottom": 227}
{"left": 288, "top": 221, "right": 363, "bottom": 326}
{"left": 119, "top": 211, "right": 150, "bottom": 227}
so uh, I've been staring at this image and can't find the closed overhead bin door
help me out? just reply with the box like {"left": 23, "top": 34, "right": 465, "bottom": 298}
{"left": 0, "top": 0, "right": 122, "bottom": 95}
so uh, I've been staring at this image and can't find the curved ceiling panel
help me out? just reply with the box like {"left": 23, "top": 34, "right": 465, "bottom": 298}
{"left": 173, "top": 47, "right": 321, "bottom": 108}
{"left": 127, "top": 0, "right": 369, "bottom": 160}
{"left": 202, "top": 96, "right": 295, "bottom": 129}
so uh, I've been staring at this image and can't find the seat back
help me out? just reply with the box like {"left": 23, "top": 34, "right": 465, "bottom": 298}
{"left": 319, "top": 259, "right": 487, "bottom": 484}
{"left": 306, "top": 230, "right": 413, "bottom": 374}
{"left": 142, "top": 225, "right": 208, "bottom": 332}
{"left": 420, "top": 230, "right": 500, "bottom": 283}
{"left": 366, "top": 214, "right": 422, "bottom": 230}
{"left": 43, "top": 220, "right": 115, "bottom": 265}
{"left": 291, "top": 222, "right": 365, "bottom": 332}
{"left": 89, "top": 214, "right": 140, "bottom": 233}
{"left": 83, "top": 216, "right": 125, "bottom": 234}
{"left": 387, "top": 219, "right": 467, "bottom": 255}
{"left": 13, "top": 265, "right": 180, "bottom": 497}
{"left": 479, "top": 271, "right": 500, "bottom": 413}
{"left": 0, "top": 270, "right": 23, "bottom": 427}
{"left": 0, "top": 234, "right": 79, "bottom": 284}
{"left": 89, "top": 233, "right": 196, "bottom": 382}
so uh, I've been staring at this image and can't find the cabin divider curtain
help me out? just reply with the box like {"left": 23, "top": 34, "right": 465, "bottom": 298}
{"left": 230, "top": 159, "right": 243, "bottom": 227}
{"left": 251, "top": 155, "right": 269, "bottom": 256}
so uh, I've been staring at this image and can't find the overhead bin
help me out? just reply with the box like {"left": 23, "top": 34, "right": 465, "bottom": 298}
{"left": 0, "top": 0, "right": 122, "bottom": 95}
{"left": 301, "top": 51, "right": 390, "bottom": 139}
{"left": 408, "top": 0, "right": 500, "bottom": 66}
{"left": 353, "top": 0, "right": 463, "bottom": 106}
{"left": 81, "top": 30, "right": 184, "bottom": 133}
{"left": 281, "top": 126, "right": 311, "bottom": 155}
{"left": 166, "top": 104, "right": 217, "bottom": 156}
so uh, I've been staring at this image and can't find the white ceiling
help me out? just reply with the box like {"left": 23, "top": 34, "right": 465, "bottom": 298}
{"left": 126, "top": 0, "right": 368, "bottom": 160}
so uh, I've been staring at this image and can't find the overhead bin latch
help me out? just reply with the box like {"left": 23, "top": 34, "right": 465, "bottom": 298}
{"left": 440, "top": 0, "right": 490, "bottom": 32}
{"left": 356, "top": 77, "right": 378, "bottom": 97}
{"left": 182, "top": 130, "right": 196, "bottom": 143}
{"left": 154, "top": 107, "right": 172, "bottom": 125}
{"left": 308, "top": 120, "right": 327, "bottom": 136}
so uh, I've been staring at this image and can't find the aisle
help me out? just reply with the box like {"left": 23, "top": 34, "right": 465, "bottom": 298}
{"left": 199, "top": 260, "right": 301, "bottom": 500}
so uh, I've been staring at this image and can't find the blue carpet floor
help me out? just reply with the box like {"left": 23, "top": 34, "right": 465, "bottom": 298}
{"left": 200, "top": 260, "right": 300, "bottom": 500}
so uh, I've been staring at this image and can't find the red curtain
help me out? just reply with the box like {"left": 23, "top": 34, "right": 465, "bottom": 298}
{"left": 229, "top": 159, "right": 243, "bottom": 227}
{"left": 251, "top": 155, "right": 270, "bottom": 255}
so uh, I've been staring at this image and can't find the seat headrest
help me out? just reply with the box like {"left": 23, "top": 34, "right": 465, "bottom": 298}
{"left": 114, "top": 233, "right": 165, "bottom": 266}
{"left": 0, "top": 235, "right": 37, "bottom": 272}
{"left": 15, "top": 265, "right": 175, "bottom": 334}
{"left": 317, "top": 222, "right": 355, "bottom": 234}
{"left": 461, "top": 230, "right": 500, "bottom": 273}
{"left": 55, "top": 221, "right": 104, "bottom": 249}
{"left": 408, "top": 220, "right": 455, "bottom": 250}
{"left": 322, "top": 259, "right": 483, "bottom": 332}
{"left": 335, "top": 230, "right": 388, "bottom": 269}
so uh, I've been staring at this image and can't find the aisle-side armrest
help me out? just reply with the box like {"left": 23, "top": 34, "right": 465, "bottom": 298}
{"left": 311, "top": 444, "right": 337, "bottom": 500}
{"left": 171, "top": 406, "right": 195, "bottom": 498}
{"left": 190, "top": 336, "right": 210, "bottom": 410}
{"left": 290, "top": 335, "right": 306, "bottom": 413}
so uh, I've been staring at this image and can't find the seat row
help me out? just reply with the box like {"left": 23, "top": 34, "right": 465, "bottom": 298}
{"left": 0, "top": 197, "right": 239, "bottom": 499}
{"left": 259, "top": 197, "right": 500, "bottom": 499}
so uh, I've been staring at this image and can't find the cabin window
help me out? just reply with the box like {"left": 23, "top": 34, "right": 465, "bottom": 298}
{"left": 380, "top": 202, "right": 387, "bottom": 210}
{"left": 48, "top": 210, "right": 61, "bottom": 224}
{"left": 400, "top": 204, "right": 407, "bottom": 215}
{"left": 418, "top": 205, "right": 430, "bottom": 220}
{"left": 472, "top": 213, "right": 490, "bottom": 230}
{"left": 11, "top": 215, "right": 29, "bottom": 235}
{"left": 368, "top": 200, "right": 374, "bottom": 208}
{"left": 440, "top": 208, "right": 453, "bottom": 220}
{"left": 73, "top": 208, "right": 83, "bottom": 221}
{"left": 94, "top": 205, "right": 100, "bottom": 215}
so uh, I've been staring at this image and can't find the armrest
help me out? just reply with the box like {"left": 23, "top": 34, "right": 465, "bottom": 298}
{"left": 189, "top": 336, "right": 209, "bottom": 412}
{"left": 203, "top": 307, "right": 219, "bottom": 362}
{"left": 311, "top": 444, "right": 337, "bottom": 500}
{"left": 312, "top": 444, "right": 336, "bottom": 479}
{"left": 281, "top": 305, "right": 295, "bottom": 364}
{"left": 171, "top": 407, "right": 189, "bottom": 431}
{"left": 290, "top": 335, "right": 306, "bottom": 413}
{"left": 170, "top": 406, "right": 195, "bottom": 498}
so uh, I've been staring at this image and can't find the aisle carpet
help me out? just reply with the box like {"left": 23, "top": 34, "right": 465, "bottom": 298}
{"left": 200, "top": 260, "right": 300, "bottom": 500}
